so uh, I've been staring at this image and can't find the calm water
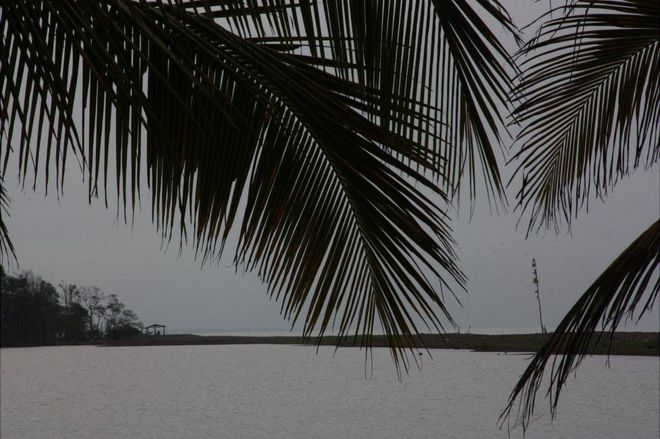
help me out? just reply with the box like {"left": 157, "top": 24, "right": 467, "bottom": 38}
{"left": 1, "top": 345, "right": 658, "bottom": 438}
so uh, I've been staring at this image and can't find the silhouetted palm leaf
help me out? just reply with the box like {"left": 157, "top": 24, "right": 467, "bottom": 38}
{"left": 505, "top": 0, "right": 659, "bottom": 428}
{"left": 511, "top": 0, "right": 659, "bottom": 233}
{"left": 502, "top": 220, "right": 659, "bottom": 430}
{"left": 0, "top": 178, "right": 16, "bottom": 263}
{"left": 0, "top": 0, "right": 515, "bottom": 367}
{"left": 179, "top": 0, "right": 517, "bottom": 205}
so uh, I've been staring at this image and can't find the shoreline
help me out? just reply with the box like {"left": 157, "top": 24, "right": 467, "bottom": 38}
{"left": 101, "top": 331, "right": 659, "bottom": 356}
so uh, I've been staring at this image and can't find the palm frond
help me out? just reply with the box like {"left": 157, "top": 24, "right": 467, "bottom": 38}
{"left": 501, "top": 220, "right": 660, "bottom": 430}
{"left": 178, "top": 0, "right": 518, "bottom": 207}
{"left": 510, "top": 0, "right": 660, "bottom": 234}
{"left": 0, "top": 177, "right": 17, "bottom": 264}
{"left": 0, "top": 0, "right": 517, "bottom": 366}
{"left": 430, "top": 0, "right": 517, "bottom": 207}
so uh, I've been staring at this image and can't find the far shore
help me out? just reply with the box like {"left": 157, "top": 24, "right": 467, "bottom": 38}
{"left": 103, "top": 331, "right": 659, "bottom": 356}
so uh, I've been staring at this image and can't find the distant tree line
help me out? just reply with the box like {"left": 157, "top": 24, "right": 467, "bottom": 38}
{"left": 1, "top": 265, "right": 142, "bottom": 346}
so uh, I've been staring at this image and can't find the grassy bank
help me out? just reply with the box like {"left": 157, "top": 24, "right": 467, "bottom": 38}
{"left": 104, "top": 332, "right": 659, "bottom": 356}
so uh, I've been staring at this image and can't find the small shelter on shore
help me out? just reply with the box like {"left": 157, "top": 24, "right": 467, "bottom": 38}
{"left": 144, "top": 324, "right": 167, "bottom": 336}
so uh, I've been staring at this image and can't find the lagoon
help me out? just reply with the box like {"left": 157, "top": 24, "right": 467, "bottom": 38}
{"left": 1, "top": 345, "right": 658, "bottom": 438}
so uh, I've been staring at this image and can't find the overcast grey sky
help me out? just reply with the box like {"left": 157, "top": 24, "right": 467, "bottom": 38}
{"left": 3, "top": 1, "right": 659, "bottom": 333}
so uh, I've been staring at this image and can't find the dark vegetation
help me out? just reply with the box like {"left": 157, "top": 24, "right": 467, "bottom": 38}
{"left": 1, "top": 265, "right": 142, "bottom": 347}
{"left": 105, "top": 332, "right": 659, "bottom": 356}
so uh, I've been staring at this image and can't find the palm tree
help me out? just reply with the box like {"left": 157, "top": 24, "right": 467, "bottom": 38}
{"left": 0, "top": 0, "right": 516, "bottom": 366}
{"left": 503, "top": 0, "right": 659, "bottom": 429}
